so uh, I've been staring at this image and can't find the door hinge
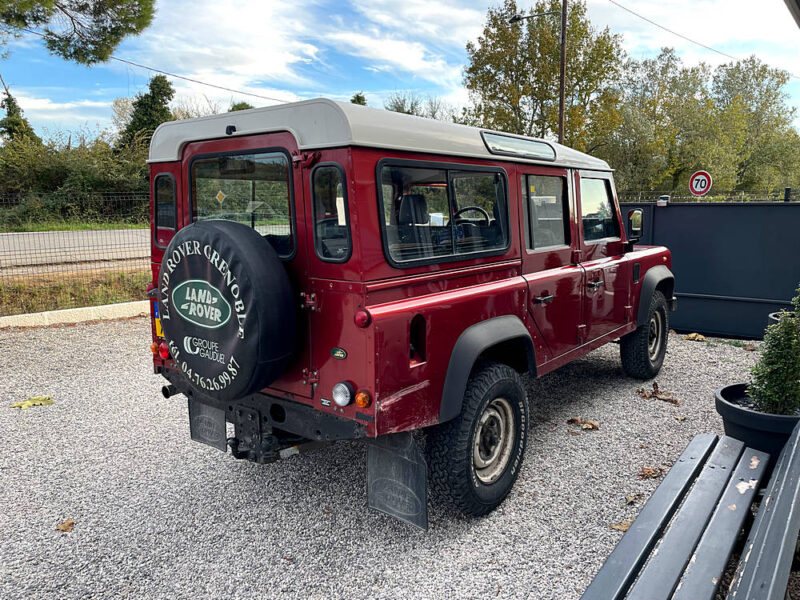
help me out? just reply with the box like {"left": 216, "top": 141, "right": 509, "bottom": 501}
{"left": 292, "top": 151, "right": 320, "bottom": 168}
{"left": 300, "top": 292, "right": 318, "bottom": 311}
{"left": 301, "top": 368, "right": 319, "bottom": 385}
{"left": 577, "top": 323, "right": 587, "bottom": 343}
{"left": 571, "top": 249, "right": 582, "bottom": 264}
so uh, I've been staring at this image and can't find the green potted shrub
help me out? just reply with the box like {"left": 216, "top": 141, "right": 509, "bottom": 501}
{"left": 716, "top": 283, "right": 800, "bottom": 464}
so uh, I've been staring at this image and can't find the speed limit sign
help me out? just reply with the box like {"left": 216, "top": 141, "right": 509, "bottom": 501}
{"left": 689, "top": 171, "right": 712, "bottom": 196}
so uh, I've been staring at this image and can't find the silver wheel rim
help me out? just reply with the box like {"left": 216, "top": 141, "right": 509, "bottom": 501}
{"left": 472, "top": 397, "right": 516, "bottom": 484}
{"left": 648, "top": 310, "right": 664, "bottom": 361}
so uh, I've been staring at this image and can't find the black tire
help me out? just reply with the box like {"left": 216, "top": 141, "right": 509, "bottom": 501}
{"left": 159, "top": 220, "right": 296, "bottom": 401}
{"left": 621, "top": 290, "right": 669, "bottom": 379}
{"left": 427, "top": 362, "right": 529, "bottom": 517}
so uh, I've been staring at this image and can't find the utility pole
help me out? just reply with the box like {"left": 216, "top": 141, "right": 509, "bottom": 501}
{"left": 509, "top": 1, "right": 568, "bottom": 145}
{"left": 558, "top": 0, "right": 567, "bottom": 144}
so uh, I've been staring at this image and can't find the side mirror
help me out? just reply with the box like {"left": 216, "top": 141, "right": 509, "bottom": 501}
{"left": 628, "top": 208, "right": 643, "bottom": 243}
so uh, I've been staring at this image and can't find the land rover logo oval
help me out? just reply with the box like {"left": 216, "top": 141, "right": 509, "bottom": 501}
{"left": 331, "top": 347, "right": 347, "bottom": 360}
{"left": 172, "top": 279, "right": 232, "bottom": 329}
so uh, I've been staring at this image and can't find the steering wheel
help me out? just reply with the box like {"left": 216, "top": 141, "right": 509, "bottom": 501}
{"left": 454, "top": 206, "right": 490, "bottom": 226}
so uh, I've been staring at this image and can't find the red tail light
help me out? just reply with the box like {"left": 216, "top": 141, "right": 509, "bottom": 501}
{"left": 354, "top": 309, "right": 371, "bottom": 328}
{"left": 158, "top": 341, "right": 170, "bottom": 360}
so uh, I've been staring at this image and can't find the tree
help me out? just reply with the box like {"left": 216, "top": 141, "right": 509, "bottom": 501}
{"left": 0, "top": 74, "right": 40, "bottom": 144}
{"left": 712, "top": 56, "right": 796, "bottom": 190}
{"left": 170, "top": 96, "right": 220, "bottom": 120}
{"left": 118, "top": 74, "right": 174, "bottom": 147}
{"left": 599, "top": 50, "right": 799, "bottom": 192}
{"left": 384, "top": 91, "right": 424, "bottom": 116}
{"left": 463, "top": 0, "right": 624, "bottom": 150}
{"left": 384, "top": 91, "right": 455, "bottom": 121}
{"left": 0, "top": 1, "right": 155, "bottom": 64}
{"left": 229, "top": 101, "right": 254, "bottom": 112}
{"left": 350, "top": 92, "right": 367, "bottom": 106}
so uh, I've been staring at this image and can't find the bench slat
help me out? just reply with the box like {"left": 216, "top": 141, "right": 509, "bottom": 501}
{"left": 672, "top": 447, "right": 769, "bottom": 600}
{"left": 727, "top": 422, "right": 800, "bottom": 600}
{"left": 580, "top": 433, "right": 717, "bottom": 600}
{"left": 626, "top": 436, "right": 745, "bottom": 600}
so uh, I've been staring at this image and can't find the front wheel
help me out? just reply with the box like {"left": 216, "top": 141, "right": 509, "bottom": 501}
{"left": 620, "top": 290, "right": 669, "bottom": 379}
{"left": 427, "top": 362, "right": 529, "bottom": 517}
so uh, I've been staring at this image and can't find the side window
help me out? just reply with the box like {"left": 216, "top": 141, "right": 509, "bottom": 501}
{"left": 522, "top": 174, "right": 568, "bottom": 249}
{"left": 154, "top": 174, "right": 176, "bottom": 246}
{"left": 580, "top": 178, "right": 619, "bottom": 242}
{"left": 191, "top": 151, "right": 294, "bottom": 257}
{"left": 380, "top": 166, "right": 453, "bottom": 262}
{"left": 379, "top": 164, "right": 508, "bottom": 264}
{"left": 451, "top": 172, "right": 507, "bottom": 254}
{"left": 312, "top": 165, "right": 351, "bottom": 262}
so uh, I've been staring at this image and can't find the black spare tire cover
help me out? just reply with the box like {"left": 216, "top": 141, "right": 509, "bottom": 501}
{"left": 158, "top": 220, "right": 296, "bottom": 401}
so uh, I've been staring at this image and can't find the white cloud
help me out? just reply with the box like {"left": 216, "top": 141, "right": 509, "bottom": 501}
{"left": 326, "top": 31, "right": 460, "bottom": 87}
{"left": 17, "top": 93, "right": 108, "bottom": 119}
{"left": 586, "top": 0, "right": 800, "bottom": 75}
{"left": 122, "top": 0, "right": 321, "bottom": 91}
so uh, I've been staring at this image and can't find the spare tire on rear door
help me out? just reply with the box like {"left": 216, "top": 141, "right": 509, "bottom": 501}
{"left": 158, "top": 220, "right": 296, "bottom": 401}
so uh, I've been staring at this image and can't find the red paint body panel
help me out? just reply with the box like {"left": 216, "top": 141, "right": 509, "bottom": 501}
{"left": 149, "top": 131, "right": 672, "bottom": 440}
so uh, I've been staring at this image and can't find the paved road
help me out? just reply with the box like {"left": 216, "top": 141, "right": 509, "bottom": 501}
{"left": 0, "top": 229, "right": 149, "bottom": 268}
{"left": 0, "top": 319, "right": 758, "bottom": 599}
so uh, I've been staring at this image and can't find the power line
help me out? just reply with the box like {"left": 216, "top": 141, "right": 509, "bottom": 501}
{"left": 20, "top": 27, "right": 291, "bottom": 103}
{"left": 605, "top": 0, "right": 800, "bottom": 80}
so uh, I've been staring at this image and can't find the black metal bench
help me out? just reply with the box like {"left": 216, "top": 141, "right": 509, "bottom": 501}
{"left": 582, "top": 422, "right": 800, "bottom": 600}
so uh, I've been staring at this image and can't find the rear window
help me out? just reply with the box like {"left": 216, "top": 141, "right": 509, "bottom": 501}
{"left": 190, "top": 151, "right": 294, "bottom": 257}
{"left": 379, "top": 163, "right": 509, "bottom": 265}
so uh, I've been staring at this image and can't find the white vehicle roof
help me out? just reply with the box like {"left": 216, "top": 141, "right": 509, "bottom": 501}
{"left": 148, "top": 98, "right": 610, "bottom": 171}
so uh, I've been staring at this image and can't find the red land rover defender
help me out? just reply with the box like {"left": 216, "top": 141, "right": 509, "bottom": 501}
{"left": 148, "top": 99, "right": 675, "bottom": 529}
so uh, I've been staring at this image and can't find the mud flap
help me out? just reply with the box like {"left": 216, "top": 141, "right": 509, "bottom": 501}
{"left": 367, "top": 432, "right": 428, "bottom": 530}
{"left": 188, "top": 399, "right": 227, "bottom": 451}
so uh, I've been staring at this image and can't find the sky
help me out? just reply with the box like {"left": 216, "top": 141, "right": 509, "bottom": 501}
{"left": 1, "top": 0, "right": 799, "bottom": 136}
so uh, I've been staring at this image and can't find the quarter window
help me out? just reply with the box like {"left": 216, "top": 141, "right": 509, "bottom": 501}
{"left": 191, "top": 151, "right": 294, "bottom": 257}
{"left": 312, "top": 165, "right": 351, "bottom": 262}
{"left": 580, "top": 178, "right": 619, "bottom": 242}
{"left": 379, "top": 164, "right": 508, "bottom": 264}
{"left": 522, "top": 174, "right": 569, "bottom": 249}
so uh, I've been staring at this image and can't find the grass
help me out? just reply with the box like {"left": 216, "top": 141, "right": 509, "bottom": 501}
{"left": 0, "top": 220, "right": 148, "bottom": 233}
{"left": 0, "top": 269, "right": 151, "bottom": 317}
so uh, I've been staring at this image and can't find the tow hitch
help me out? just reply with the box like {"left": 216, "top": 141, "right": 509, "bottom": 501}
{"left": 227, "top": 405, "right": 280, "bottom": 464}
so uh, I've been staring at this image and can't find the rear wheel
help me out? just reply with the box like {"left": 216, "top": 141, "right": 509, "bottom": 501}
{"left": 621, "top": 290, "right": 669, "bottom": 379}
{"left": 427, "top": 362, "right": 529, "bottom": 517}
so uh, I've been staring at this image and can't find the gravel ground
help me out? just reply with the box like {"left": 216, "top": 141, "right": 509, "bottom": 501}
{"left": 0, "top": 318, "right": 765, "bottom": 599}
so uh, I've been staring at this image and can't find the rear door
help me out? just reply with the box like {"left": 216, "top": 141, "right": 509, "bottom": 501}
{"left": 576, "top": 171, "right": 631, "bottom": 342}
{"left": 520, "top": 167, "right": 585, "bottom": 360}
{"left": 181, "top": 132, "right": 314, "bottom": 398}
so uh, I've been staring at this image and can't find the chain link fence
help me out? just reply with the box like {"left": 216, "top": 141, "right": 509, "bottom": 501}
{"left": 618, "top": 189, "right": 797, "bottom": 203}
{"left": 1, "top": 188, "right": 797, "bottom": 317}
{"left": 0, "top": 192, "right": 151, "bottom": 317}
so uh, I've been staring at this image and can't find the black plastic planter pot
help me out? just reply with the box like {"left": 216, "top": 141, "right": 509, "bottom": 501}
{"left": 715, "top": 383, "right": 800, "bottom": 473}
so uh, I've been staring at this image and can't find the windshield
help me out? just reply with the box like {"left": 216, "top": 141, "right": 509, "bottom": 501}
{"left": 190, "top": 151, "right": 294, "bottom": 257}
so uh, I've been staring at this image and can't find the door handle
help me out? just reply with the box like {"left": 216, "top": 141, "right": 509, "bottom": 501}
{"left": 588, "top": 281, "right": 604, "bottom": 290}
{"left": 534, "top": 294, "right": 554, "bottom": 304}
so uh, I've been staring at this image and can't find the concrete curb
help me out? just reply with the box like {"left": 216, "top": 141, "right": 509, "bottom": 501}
{"left": 0, "top": 301, "right": 149, "bottom": 329}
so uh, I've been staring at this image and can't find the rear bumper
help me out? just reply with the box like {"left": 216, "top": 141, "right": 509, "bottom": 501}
{"left": 162, "top": 370, "right": 367, "bottom": 443}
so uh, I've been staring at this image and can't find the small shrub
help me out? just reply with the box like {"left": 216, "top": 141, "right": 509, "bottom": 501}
{"left": 749, "top": 284, "right": 800, "bottom": 415}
